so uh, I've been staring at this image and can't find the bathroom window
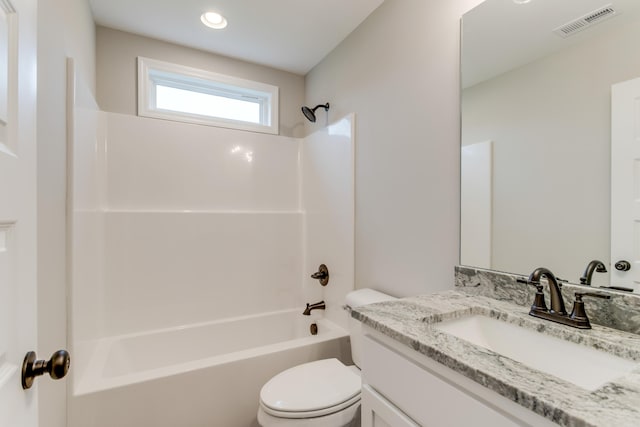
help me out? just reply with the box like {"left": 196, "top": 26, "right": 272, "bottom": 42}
{"left": 138, "top": 57, "right": 279, "bottom": 134}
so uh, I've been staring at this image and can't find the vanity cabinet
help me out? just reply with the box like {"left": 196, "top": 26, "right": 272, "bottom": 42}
{"left": 361, "top": 326, "right": 557, "bottom": 427}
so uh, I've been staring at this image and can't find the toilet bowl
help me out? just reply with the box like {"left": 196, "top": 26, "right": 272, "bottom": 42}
{"left": 257, "top": 289, "right": 396, "bottom": 427}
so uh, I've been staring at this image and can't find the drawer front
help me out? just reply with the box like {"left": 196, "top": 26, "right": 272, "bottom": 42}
{"left": 362, "top": 335, "right": 522, "bottom": 427}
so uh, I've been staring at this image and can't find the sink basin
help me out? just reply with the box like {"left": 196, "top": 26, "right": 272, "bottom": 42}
{"left": 433, "top": 314, "right": 638, "bottom": 391}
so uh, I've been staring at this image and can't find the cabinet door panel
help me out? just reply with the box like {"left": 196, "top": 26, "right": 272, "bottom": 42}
{"left": 362, "top": 385, "right": 420, "bottom": 427}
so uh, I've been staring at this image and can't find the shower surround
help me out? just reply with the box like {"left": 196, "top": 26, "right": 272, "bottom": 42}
{"left": 67, "top": 68, "right": 355, "bottom": 426}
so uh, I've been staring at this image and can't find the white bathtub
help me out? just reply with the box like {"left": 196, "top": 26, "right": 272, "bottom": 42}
{"left": 69, "top": 309, "right": 350, "bottom": 427}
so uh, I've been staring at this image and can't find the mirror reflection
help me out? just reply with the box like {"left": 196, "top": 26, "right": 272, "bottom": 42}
{"left": 460, "top": 0, "right": 640, "bottom": 290}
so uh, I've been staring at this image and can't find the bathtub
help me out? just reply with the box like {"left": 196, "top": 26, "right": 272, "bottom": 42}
{"left": 69, "top": 309, "right": 351, "bottom": 427}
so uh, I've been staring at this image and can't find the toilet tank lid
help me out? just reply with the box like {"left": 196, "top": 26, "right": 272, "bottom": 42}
{"left": 345, "top": 288, "right": 396, "bottom": 308}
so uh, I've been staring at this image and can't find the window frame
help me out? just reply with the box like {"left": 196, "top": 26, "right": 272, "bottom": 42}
{"left": 137, "top": 57, "right": 279, "bottom": 135}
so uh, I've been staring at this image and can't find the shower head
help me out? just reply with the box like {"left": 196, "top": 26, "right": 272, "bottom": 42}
{"left": 301, "top": 103, "right": 330, "bottom": 122}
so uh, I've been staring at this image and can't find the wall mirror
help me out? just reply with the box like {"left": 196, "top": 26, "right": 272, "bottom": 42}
{"left": 460, "top": 0, "right": 640, "bottom": 290}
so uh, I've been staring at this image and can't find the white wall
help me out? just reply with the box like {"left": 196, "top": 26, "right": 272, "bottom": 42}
{"left": 68, "top": 67, "right": 105, "bottom": 345}
{"left": 71, "top": 113, "right": 303, "bottom": 340}
{"left": 104, "top": 115, "right": 299, "bottom": 212}
{"left": 96, "top": 26, "right": 306, "bottom": 138}
{"left": 462, "top": 19, "right": 640, "bottom": 283}
{"left": 302, "top": 114, "right": 355, "bottom": 329}
{"left": 36, "top": 0, "right": 95, "bottom": 426}
{"left": 305, "top": 0, "right": 485, "bottom": 297}
{"left": 71, "top": 110, "right": 356, "bottom": 339}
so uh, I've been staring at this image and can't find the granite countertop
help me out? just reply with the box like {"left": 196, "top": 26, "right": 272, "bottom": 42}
{"left": 352, "top": 290, "right": 640, "bottom": 427}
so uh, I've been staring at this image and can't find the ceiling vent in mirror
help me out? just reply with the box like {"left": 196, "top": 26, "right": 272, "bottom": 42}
{"left": 553, "top": 5, "right": 618, "bottom": 38}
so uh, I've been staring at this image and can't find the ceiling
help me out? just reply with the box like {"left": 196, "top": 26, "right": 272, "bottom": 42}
{"left": 88, "top": 0, "right": 385, "bottom": 75}
{"left": 462, "top": 0, "right": 640, "bottom": 88}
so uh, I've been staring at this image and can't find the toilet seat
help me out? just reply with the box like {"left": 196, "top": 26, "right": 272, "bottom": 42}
{"left": 259, "top": 359, "right": 361, "bottom": 419}
{"left": 260, "top": 394, "right": 360, "bottom": 419}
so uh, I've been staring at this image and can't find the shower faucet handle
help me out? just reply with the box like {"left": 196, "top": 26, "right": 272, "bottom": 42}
{"left": 310, "top": 264, "right": 329, "bottom": 286}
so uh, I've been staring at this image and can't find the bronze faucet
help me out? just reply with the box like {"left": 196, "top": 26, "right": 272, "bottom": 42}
{"left": 303, "top": 301, "right": 326, "bottom": 315}
{"left": 580, "top": 260, "right": 607, "bottom": 285}
{"left": 522, "top": 267, "right": 610, "bottom": 329}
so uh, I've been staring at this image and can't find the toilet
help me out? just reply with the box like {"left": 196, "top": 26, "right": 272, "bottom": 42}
{"left": 257, "top": 289, "right": 396, "bottom": 427}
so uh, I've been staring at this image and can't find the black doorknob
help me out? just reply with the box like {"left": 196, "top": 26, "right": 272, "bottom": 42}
{"left": 615, "top": 260, "right": 631, "bottom": 271}
{"left": 21, "top": 349, "right": 70, "bottom": 390}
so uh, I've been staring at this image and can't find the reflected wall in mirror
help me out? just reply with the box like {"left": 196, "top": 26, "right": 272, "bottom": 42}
{"left": 461, "top": 0, "right": 640, "bottom": 290}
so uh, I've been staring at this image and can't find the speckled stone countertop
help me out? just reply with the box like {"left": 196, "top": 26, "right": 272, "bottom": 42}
{"left": 352, "top": 290, "right": 640, "bottom": 427}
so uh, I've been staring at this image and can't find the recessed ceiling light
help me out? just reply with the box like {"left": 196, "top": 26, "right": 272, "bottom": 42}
{"left": 513, "top": 0, "right": 532, "bottom": 4}
{"left": 201, "top": 11, "right": 228, "bottom": 29}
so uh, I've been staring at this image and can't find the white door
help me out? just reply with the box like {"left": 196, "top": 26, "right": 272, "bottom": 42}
{"left": 611, "top": 77, "right": 640, "bottom": 292}
{"left": 0, "top": 0, "right": 39, "bottom": 425}
{"left": 460, "top": 140, "right": 493, "bottom": 269}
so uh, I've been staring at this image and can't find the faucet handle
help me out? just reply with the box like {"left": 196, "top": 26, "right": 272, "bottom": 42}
{"left": 517, "top": 278, "right": 548, "bottom": 313}
{"left": 575, "top": 292, "right": 612, "bottom": 300}
{"left": 310, "top": 264, "right": 329, "bottom": 286}
{"left": 569, "top": 292, "right": 611, "bottom": 328}
{"left": 516, "top": 277, "right": 539, "bottom": 287}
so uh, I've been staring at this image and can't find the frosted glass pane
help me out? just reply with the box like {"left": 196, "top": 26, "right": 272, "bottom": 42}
{"left": 156, "top": 85, "right": 261, "bottom": 124}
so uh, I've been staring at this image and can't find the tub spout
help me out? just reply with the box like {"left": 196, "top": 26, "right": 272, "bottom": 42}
{"left": 303, "top": 301, "right": 325, "bottom": 315}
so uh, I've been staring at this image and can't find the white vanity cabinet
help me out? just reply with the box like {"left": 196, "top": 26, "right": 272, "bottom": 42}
{"left": 361, "top": 326, "right": 558, "bottom": 427}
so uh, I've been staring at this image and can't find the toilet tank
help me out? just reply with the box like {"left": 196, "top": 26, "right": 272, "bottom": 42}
{"left": 345, "top": 289, "right": 397, "bottom": 367}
